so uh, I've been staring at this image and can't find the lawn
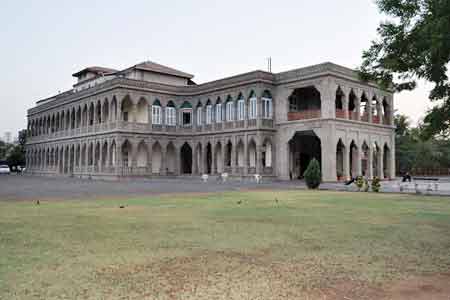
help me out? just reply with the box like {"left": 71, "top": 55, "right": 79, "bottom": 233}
{"left": 1, "top": 190, "right": 450, "bottom": 299}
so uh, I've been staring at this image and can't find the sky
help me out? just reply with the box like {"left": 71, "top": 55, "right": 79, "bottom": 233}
{"left": 0, "top": 0, "right": 436, "bottom": 139}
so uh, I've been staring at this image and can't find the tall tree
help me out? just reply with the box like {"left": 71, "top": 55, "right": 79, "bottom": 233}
{"left": 360, "top": 0, "right": 450, "bottom": 138}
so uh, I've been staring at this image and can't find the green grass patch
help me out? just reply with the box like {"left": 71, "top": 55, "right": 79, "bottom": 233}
{"left": 1, "top": 191, "right": 450, "bottom": 299}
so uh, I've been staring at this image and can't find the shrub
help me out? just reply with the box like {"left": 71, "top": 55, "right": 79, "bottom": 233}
{"left": 355, "top": 176, "right": 364, "bottom": 191}
{"left": 363, "top": 178, "right": 370, "bottom": 192}
{"left": 303, "top": 158, "right": 321, "bottom": 189}
{"left": 371, "top": 176, "right": 381, "bottom": 192}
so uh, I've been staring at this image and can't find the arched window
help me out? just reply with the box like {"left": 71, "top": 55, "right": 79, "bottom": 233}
{"left": 206, "top": 100, "right": 212, "bottom": 124}
{"left": 248, "top": 91, "right": 257, "bottom": 119}
{"left": 215, "top": 98, "right": 222, "bottom": 123}
{"left": 165, "top": 101, "right": 176, "bottom": 126}
{"left": 262, "top": 90, "right": 272, "bottom": 119}
{"left": 152, "top": 99, "right": 162, "bottom": 125}
{"left": 226, "top": 96, "right": 234, "bottom": 122}
{"left": 237, "top": 93, "right": 245, "bottom": 120}
{"left": 180, "top": 101, "right": 192, "bottom": 126}
{"left": 196, "top": 102, "right": 202, "bottom": 126}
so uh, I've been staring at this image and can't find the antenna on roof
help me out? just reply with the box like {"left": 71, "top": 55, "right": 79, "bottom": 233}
{"left": 267, "top": 57, "right": 272, "bottom": 72}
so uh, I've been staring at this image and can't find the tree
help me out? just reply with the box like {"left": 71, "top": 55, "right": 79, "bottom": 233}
{"left": 6, "top": 129, "right": 27, "bottom": 169}
{"left": 360, "top": 0, "right": 450, "bottom": 138}
{"left": 303, "top": 158, "right": 321, "bottom": 189}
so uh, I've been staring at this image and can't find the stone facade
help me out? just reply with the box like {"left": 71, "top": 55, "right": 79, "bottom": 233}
{"left": 25, "top": 61, "right": 395, "bottom": 181}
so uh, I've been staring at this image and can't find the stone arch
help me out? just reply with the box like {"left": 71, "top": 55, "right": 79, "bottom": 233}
{"left": 75, "top": 144, "right": 80, "bottom": 167}
{"left": 215, "top": 141, "right": 223, "bottom": 173}
{"left": 180, "top": 142, "right": 193, "bottom": 174}
{"left": 81, "top": 143, "right": 86, "bottom": 167}
{"left": 88, "top": 102, "right": 95, "bottom": 126}
{"left": 236, "top": 139, "right": 245, "bottom": 169}
{"left": 194, "top": 142, "right": 202, "bottom": 174}
{"left": 81, "top": 104, "right": 87, "bottom": 127}
{"left": 383, "top": 143, "right": 392, "bottom": 179}
{"left": 136, "top": 97, "right": 148, "bottom": 123}
{"left": 262, "top": 137, "right": 273, "bottom": 168}
{"left": 288, "top": 131, "right": 322, "bottom": 180}
{"left": 224, "top": 140, "right": 233, "bottom": 168}
{"left": 288, "top": 86, "right": 321, "bottom": 120}
{"left": 136, "top": 140, "right": 148, "bottom": 167}
{"left": 336, "top": 138, "right": 345, "bottom": 180}
{"left": 95, "top": 100, "right": 102, "bottom": 124}
{"left": 109, "top": 140, "right": 116, "bottom": 167}
{"left": 361, "top": 141, "right": 369, "bottom": 176}
{"left": 151, "top": 141, "right": 162, "bottom": 174}
{"left": 102, "top": 98, "right": 109, "bottom": 123}
{"left": 110, "top": 96, "right": 118, "bottom": 121}
{"left": 348, "top": 89, "right": 357, "bottom": 120}
{"left": 88, "top": 142, "right": 93, "bottom": 166}
{"left": 350, "top": 140, "right": 359, "bottom": 177}
{"left": 94, "top": 141, "right": 101, "bottom": 169}
{"left": 373, "top": 141, "right": 381, "bottom": 177}
{"left": 70, "top": 108, "right": 75, "bottom": 129}
{"left": 101, "top": 141, "right": 108, "bottom": 167}
{"left": 382, "top": 97, "right": 391, "bottom": 125}
{"left": 335, "top": 87, "right": 344, "bottom": 118}
{"left": 247, "top": 138, "right": 257, "bottom": 170}
{"left": 205, "top": 142, "right": 213, "bottom": 174}
{"left": 121, "top": 95, "right": 133, "bottom": 122}
{"left": 166, "top": 142, "right": 176, "bottom": 174}
{"left": 121, "top": 139, "right": 133, "bottom": 167}
{"left": 360, "top": 92, "right": 369, "bottom": 121}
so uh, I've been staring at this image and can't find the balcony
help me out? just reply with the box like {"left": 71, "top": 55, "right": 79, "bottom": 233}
{"left": 288, "top": 110, "right": 321, "bottom": 121}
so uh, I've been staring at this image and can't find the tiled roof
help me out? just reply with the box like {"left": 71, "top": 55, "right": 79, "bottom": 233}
{"left": 72, "top": 66, "right": 118, "bottom": 77}
{"left": 131, "top": 61, "right": 194, "bottom": 79}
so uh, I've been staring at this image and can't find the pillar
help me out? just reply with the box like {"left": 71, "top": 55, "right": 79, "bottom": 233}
{"left": 343, "top": 144, "right": 350, "bottom": 180}
{"left": 367, "top": 146, "right": 373, "bottom": 179}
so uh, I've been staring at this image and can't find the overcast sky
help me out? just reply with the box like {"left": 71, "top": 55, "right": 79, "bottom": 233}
{"left": 0, "top": 0, "right": 435, "bottom": 139}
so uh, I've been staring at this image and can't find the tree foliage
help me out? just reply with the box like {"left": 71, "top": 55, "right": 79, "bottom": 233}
{"left": 360, "top": 0, "right": 450, "bottom": 138}
{"left": 303, "top": 158, "right": 321, "bottom": 189}
{"left": 394, "top": 113, "right": 450, "bottom": 173}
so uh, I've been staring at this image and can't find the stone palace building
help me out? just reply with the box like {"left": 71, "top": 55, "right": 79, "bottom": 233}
{"left": 25, "top": 60, "right": 395, "bottom": 181}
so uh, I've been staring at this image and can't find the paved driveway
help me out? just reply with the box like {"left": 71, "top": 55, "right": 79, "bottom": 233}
{"left": 0, "top": 175, "right": 304, "bottom": 201}
{"left": 1, "top": 175, "right": 449, "bottom": 201}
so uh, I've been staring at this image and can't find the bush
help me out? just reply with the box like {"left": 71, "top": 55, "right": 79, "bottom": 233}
{"left": 371, "top": 176, "right": 381, "bottom": 192}
{"left": 303, "top": 158, "right": 321, "bottom": 189}
{"left": 363, "top": 178, "right": 370, "bottom": 192}
{"left": 355, "top": 176, "right": 364, "bottom": 191}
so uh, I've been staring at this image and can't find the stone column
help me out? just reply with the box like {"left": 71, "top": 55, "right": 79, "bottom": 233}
{"left": 256, "top": 143, "right": 263, "bottom": 175}
{"left": 343, "top": 144, "right": 350, "bottom": 180}
{"left": 378, "top": 147, "right": 384, "bottom": 179}
{"left": 161, "top": 144, "right": 167, "bottom": 175}
{"left": 342, "top": 87, "right": 350, "bottom": 119}
{"left": 230, "top": 137, "right": 236, "bottom": 174}
{"left": 367, "top": 146, "right": 373, "bottom": 179}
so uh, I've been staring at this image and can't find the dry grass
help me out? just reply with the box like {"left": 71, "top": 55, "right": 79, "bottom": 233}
{"left": 1, "top": 190, "right": 450, "bottom": 299}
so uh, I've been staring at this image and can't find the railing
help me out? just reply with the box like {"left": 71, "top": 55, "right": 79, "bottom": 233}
{"left": 225, "top": 122, "right": 234, "bottom": 129}
{"left": 349, "top": 111, "right": 359, "bottom": 120}
{"left": 214, "top": 123, "right": 223, "bottom": 131}
{"left": 235, "top": 120, "right": 245, "bottom": 128}
{"left": 383, "top": 118, "right": 391, "bottom": 125}
{"left": 361, "top": 114, "right": 369, "bottom": 122}
{"left": 248, "top": 119, "right": 257, "bottom": 127}
{"left": 262, "top": 119, "right": 273, "bottom": 127}
{"left": 335, "top": 109, "right": 346, "bottom": 119}
{"left": 152, "top": 124, "right": 163, "bottom": 131}
{"left": 287, "top": 110, "right": 321, "bottom": 121}
{"left": 372, "top": 116, "right": 380, "bottom": 124}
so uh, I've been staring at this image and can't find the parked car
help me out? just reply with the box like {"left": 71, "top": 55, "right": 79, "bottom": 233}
{"left": 0, "top": 165, "right": 10, "bottom": 175}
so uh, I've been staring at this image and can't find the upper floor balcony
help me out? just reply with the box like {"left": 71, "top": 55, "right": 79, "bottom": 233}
{"left": 287, "top": 85, "right": 393, "bottom": 125}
